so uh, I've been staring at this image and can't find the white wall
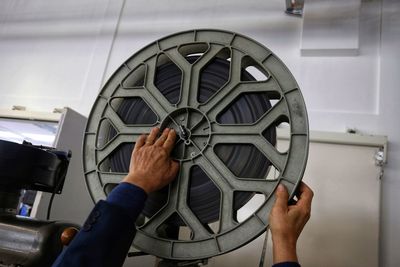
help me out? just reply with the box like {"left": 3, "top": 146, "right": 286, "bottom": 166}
{"left": 377, "top": 1, "right": 400, "bottom": 266}
{"left": 0, "top": 0, "right": 399, "bottom": 266}
{"left": 0, "top": 0, "right": 123, "bottom": 114}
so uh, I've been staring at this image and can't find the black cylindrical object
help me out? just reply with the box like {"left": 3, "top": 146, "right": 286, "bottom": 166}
{"left": 0, "top": 215, "right": 79, "bottom": 267}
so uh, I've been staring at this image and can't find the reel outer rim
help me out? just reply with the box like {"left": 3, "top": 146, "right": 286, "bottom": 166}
{"left": 82, "top": 28, "right": 309, "bottom": 260}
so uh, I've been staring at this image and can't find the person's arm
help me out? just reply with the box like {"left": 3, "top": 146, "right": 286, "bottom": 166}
{"left": 269, "top": 182, "right": 314, "bottom": 267}
{"left": 52, "top": 127, "right": 179, "bottom": 267}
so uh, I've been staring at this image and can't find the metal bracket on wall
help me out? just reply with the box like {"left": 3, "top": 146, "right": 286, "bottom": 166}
{"left": 374, "top": 148, "right": 385, "bottom": 167}
{"left": 278, "top": 129, "right": 388, "bottom": 165}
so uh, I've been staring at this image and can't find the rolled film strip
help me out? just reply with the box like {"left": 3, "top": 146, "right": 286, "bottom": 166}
{"left": 83, "top": 29, "right": 309, "bottom": 260}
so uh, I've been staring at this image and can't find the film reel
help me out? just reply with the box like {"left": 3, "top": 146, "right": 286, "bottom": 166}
{"left": 83, "top": 29, "right": 309, "bottom": 260}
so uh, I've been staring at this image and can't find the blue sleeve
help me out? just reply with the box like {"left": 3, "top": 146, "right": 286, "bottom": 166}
{"left": 52, "top": 182, "right": 147, "bottom": 267}
{"left": 272, "top": 262, "right": 301, "bottom": 267}
{"left": 106, "top": 182, "right": 147, "bottom": 219}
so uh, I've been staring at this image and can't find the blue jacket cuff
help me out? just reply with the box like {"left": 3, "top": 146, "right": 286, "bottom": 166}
{"left": 106, "top": 182, "right": 147, "bottom": 221}
{"left": 272, "top": 262, "right": 301, "bottom": 267}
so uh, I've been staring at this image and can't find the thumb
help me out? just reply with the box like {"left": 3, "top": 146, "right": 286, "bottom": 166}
{"left": 273, "top": 184, "right": 289, "bottom": 211}
{"left": 170, "top": 160, "right": 180, "bottom": 177}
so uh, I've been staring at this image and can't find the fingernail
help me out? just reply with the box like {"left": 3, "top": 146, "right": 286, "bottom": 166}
{"left": 277, "top": 184, "right": 285, "bottom": 192}
{"left": 163, "top": 128, "right": 170, "bottom": 133}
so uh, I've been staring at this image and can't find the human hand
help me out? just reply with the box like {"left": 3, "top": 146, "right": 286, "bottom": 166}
{"left": 122, "top": 127, "right": 180, "bottom": 193}
{"left": 269, "top": 182, "right": 313, "bottom": 263}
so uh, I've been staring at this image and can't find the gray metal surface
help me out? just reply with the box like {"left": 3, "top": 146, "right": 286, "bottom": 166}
{"left": 83, "top": 29, "right": 309, "bottom": 260}
{"left": 0, "top": 215, "right": 78, "bottom": 267}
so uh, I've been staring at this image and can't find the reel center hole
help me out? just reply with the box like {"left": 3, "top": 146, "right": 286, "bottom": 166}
{"left": 160, "top": 108, "right": 211, "bottom": 161}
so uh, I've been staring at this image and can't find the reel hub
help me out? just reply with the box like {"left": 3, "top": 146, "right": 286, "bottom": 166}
{"left": 160, "top": 107, "right": 211, "bottom": 161}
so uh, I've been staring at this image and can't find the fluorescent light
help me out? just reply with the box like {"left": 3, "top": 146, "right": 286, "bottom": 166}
{"left": 0, "top": 130, "right": 23, "bottom": 141}
{"left": 21, "top": 133, "right": 55, "bottom": 144}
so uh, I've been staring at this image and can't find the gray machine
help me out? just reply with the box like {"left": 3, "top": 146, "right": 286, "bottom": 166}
{"left": 83, "top": 29, "right": 309, "bottom": 265}
{"left": 0, "top": 140, "right": 79, "bottom": 267}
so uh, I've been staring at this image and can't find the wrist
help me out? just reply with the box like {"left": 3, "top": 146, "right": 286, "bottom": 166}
{"left": 123, "top": 174, "right": 152, "bottom": 193}
{"left": 272, "top": 237, "right": 298, "bottom": 264}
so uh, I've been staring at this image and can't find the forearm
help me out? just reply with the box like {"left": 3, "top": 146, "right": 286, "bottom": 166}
{"left": 52, "top": 183, "right": 147, "bottom": 267}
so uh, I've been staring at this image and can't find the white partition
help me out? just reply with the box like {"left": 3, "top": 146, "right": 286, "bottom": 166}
{"left": 209, "top": 134, "right": 383, "bottom": 267}
{"left": 35, "top": 108, "right": 94, "bottom": 225}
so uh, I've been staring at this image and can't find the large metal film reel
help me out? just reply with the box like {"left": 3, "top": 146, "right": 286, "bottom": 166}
{"left": 83, "top": 29, "right": 309, "bottom": 260}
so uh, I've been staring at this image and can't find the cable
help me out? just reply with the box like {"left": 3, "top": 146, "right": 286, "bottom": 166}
{"left": 46, "top": 152, "right": 70, "bottom": 220}
{"left": 258, "top": 226, "right": 270, "bottom": 267}
{"left": 46, "top": 174, "right": 65, "bottom": 220}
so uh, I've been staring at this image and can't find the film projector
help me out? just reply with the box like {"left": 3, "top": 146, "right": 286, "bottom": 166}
{"left": 83, "top": 29, "right": 309, "bottom": 266}
{"left": 0, "top": 141, "right": 77, "bottom": 266}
